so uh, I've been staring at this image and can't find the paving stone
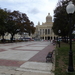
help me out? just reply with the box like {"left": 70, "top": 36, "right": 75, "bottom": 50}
{"left": 29, "top": 44, "right": 55, "bottom": 62}
{"left": 3, "top": 70, "right": 16, "bottom": 75}
{"left": 0, "top": 60, "right": 25, "bottom": 67}
{"left": 0, "top": 74, "right": 6, "bottom": 75}
{"left": 0, "top": 69, "right": 9, "bottom": 74}
{"left": 0, "top": 51, "right": 39, "bottom": 61}
{"left": 0, "top": 66, "right": 17, "bottom": 70}
{"left": 22, "top": 71, "right": 51, "bottom": 75}
{"left": 21, "top": 61, "right": 52, "bottom": 71}
{"left": 14, "top": 71, "right": 24, "bottom": 75}
{"left": 17, "top": 61, "right": 52, "bottom": 74}
{"left": 0, "top": 73, "right": 10, "bottom": 75}
{"left": 0, "top": 41, "right": 55, "bottom": 75}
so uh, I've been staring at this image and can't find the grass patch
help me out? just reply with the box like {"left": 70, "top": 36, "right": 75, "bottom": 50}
{"left": 55, "top": 42, "right": 75, "bottom": 75}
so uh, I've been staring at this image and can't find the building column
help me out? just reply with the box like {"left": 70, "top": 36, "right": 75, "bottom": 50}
{"left": 41, "top": 29, "right": 43, "bottom": 35}
{"left": 44, "top": 29, "right": 45, "bottom": 40}
{"left": 50, "top": 28, "right": 52, "bottom": 34}
{"left": 47, "top": 29, "right": 48, "bottom": 35}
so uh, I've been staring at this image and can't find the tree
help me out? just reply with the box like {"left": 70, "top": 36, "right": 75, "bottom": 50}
{"left": 0, "top": 8, "right": 8, "bottom": 42}
{"left": 0, "top": 8, "right": 35, "bottom": 42}
{"left": 18, "top": 13, "right": 29, "bottom": 35}
{"left": 30, "top": 21, "right": 36, "bottom": 34}
{"left": 7, "top": 10, "right": 35, "bottom": 42}
{"left": 52, "top": 0, "right": 75, "bottom": 38}
{"left": 7, "top": 10, "right": 26, "bottom": 42}
{"left": 25, "top": 20, "right": 35, "bottom": 36}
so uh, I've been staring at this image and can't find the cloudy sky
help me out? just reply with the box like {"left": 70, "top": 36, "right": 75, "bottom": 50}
{"left": 0, "top": 0, "right": 58, "bottom": 26}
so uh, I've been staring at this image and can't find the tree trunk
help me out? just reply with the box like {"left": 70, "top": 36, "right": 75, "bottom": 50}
{"left": 10, "top": 34, "right": 14, "bottom": 43}
{"left": 2, "top": 35, "right": 5, "bottom": 43}
{"left": 66, "top": 36, "right": 68, "bottom": 43}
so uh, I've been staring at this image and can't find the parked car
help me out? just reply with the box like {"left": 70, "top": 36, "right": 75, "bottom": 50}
{"left": 72, "top": 39, "right": 75, "bottom": 41}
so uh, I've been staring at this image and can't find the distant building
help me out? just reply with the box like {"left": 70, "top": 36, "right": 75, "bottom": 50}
{"left": 0, "top": 13, "right": 56, "bottom": 41}
{"left": 0, "top": 33, "right": 31, "bottom": 40}
{"left": 32, "top": 13, "right": 57, "bottom": 40}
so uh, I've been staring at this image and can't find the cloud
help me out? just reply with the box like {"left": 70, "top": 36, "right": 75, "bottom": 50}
{"left": 28, "top": 8, "right": 40, "bottom": 14}
{"left": 0, "top": 0, "right": 58, "bottom": 26}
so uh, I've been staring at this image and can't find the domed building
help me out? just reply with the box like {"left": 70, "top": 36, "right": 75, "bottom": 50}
{"left": 32, "top": 13, "right": 57, "bottom": 40}
{"left": 46, "top": 13, "right": 52, "bottom": 22}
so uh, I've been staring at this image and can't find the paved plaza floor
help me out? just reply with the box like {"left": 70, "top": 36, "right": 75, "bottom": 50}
{"left": 0, "top": 41, "right": 55, "bottom": 75}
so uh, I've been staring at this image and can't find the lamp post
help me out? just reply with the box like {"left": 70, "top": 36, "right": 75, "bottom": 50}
{"left": 66, "top": 1, "right": 75, "bottom": 72}
{"left": 58, "top": 30, "right": 61, "bottom": 47}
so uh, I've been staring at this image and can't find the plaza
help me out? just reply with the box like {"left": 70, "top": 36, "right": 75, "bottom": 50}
{"left": 0, "top": 41, "right": 55, "bottom": 75}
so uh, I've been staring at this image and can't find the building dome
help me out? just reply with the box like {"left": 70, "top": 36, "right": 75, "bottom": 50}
{"left": 38, "top": 21, "right": 40, "bottom": 25}
{"left": 46, "top": 13, "right": 52, "bottom": 22}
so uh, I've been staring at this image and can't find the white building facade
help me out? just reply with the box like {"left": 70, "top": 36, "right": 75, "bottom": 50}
{"left": 32, "top": 13, "right": 57, "bottom": 40}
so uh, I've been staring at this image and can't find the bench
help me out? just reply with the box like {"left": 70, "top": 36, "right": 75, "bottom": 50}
{"left": 46, "top": 50, "right": 54, "bottom": 63}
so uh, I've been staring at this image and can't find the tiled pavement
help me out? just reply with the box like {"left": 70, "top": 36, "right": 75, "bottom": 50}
{"left": 0, "top": 41, "right": 55, "bottom": 75}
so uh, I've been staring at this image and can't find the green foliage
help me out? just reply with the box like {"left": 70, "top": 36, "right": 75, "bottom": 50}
{"left": 52, "top": 0, "right": 75, "bottom": 37}
{"left": 0, "top": 8, "right": 8, "bottom": 38}
{"left": 0, "top": 8, "right": 35, "bottom": 42}
{"left": 25, "top": 21, "right": 35, "bottom": 36}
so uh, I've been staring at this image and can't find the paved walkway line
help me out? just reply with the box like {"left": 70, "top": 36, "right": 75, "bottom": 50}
{"left": 29, "top": 44, "right": 55, "bottom": 62}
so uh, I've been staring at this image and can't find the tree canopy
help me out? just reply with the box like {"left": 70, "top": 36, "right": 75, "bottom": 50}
{"left": 52, "top": 0, "right": 75, "bottom": 37}
{"left": 0, "top": 8, "right": 35, "bottom": 42}
{"left": 0, "top": 8, "right": 8, "bottom": 39}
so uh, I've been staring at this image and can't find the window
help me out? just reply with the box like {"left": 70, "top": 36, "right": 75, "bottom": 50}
{"left": 45, "top": 29, "right": 47, "bottom": 35}
{"left": 40, "top": 29, "right": 41, "bottom": 35}
{"left": 48, "top": 29, "right": 50, "bottom": 34}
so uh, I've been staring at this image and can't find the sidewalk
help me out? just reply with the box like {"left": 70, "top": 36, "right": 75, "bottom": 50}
{"left": 0, "top": 41, "right": 56, "bottom": 75}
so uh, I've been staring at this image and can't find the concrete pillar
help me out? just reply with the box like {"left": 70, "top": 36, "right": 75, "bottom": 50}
{"left": 44, "top": 29, "right": 45, "bottom": 40}
{"left": 47, "top": 29, "right": 48, "bottom": 35}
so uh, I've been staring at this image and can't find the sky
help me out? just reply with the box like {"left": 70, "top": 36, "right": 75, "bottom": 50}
{"left": 0, "top": 0, "right": 59, "bottom": 26}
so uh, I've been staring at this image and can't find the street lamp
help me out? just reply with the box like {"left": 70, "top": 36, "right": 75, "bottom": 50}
{"left": 66, "top": 1, "right": 75, "bottom": 72}
{"left": 58, "top": 30, "right": 61, "bottom": 47}
{"left": 58, "top": 30, "right": 61, "bottom": 34}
